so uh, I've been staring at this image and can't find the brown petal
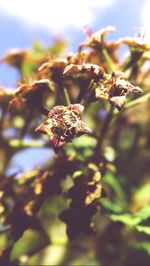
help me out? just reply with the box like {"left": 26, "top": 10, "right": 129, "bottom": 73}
{"left": 35, "top": 120, "right": 50, "bottom": 135}
{"left": 118, "top": 37, "right": 150, "bottom": 50}
{"left": 79, "top": 26, "right": 116, "bottom": 49}
{"left": 48, "top": 105, "right": 64, "bottom": 118}
{"left": 110, "top": 95, "right": 126, "bottom": 110}
{"left": 68, "top": 104, "right": 84, "bottom": 115}
{"left": 78, "top": 121, "right": 92, "bottom": 135}
{"left": 63, "top": 63, "right": 104, "bottom": 80}
{"left": 31, "top": 79, "right": 51, "bottom": 92}
{"left": 130, "top": 85, "right": 143, "bottom": 93}
{"left": 50, "top": 135, "right": 65, "bottom": 153}
{"left": 2, "top": 49, "right": 28, "bottom": 68}
{"left": 95, "top": 85, "right": 109, "bottom": 100}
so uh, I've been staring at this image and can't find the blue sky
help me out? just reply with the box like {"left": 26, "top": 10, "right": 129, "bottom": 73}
{"left": 0, "top": 0, "right": 148, "bottom": 172}
{"left": 0, "top": 0, "right": 146, "bottom": 87}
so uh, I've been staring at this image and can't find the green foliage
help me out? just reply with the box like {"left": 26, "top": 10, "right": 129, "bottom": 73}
{"left": 110, "top": 206, "right": 150, "bottom": 231}
{"left": 0, "top": 26, "right": 150, "bottom": 265}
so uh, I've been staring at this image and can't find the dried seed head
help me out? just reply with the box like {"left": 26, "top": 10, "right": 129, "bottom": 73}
{"left": 95, "top": 72, "right": 142, "bottom": 110}
{"left": 36, "top": 104, "right": 91, "bottom": 152}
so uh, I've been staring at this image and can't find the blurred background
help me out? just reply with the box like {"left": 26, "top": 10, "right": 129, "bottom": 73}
{"left": 0, "top": 0, "right": 149, "bottom": 87}
{"left": 0, "top": 0, "right": 149, "bottom": 173}
{"left": 0, "top": 1, "right": 150, "bottom": 265}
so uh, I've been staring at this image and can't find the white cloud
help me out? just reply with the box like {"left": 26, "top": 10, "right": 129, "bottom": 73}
{"left": 141, "top": 0, "right": 150, "bottom": 41}
{"left": 0, "top": 0, "right": 114, "bottom": 31}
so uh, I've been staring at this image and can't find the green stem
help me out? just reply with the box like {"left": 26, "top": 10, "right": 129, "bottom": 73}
{"left": 124, "top": 92, "right": 150, "bottom": 109}
{"left": 102, "top": 49, "right": 114, "bottom": 73}
{"left": 76, "top": 79, "right": 95, "bottom": 104}
{"left": 96, "top": 105, "right": 114, "bottom": 154}
{"left": 113, "top": 93, "right": 150, "bottom": 118}
{"left": 83, "top": 79, "right": 96, "bottom": 106}
{"left": 9, "top": 139, "right": 45, "bottom": 148}
{"left": 63, "top": 88, "right": 71, "bottom": 106}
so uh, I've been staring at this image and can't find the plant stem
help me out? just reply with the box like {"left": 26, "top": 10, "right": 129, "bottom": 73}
{"left": 96, "top": 105, "right": 114, "bottom": 154}
{"left": 76, "top": 79, "right": 95, "bottom": 104}
{"left": 124, "top": 92, "right": 150, "bottom": 109}
{"left": 102, "top": 49, "right": 114, "bottom": 73}
{"left": 63, "top": 88, "right": 71, "bottom": 105}
{"left": 9, "top": 139, "right": 45, "bottom": 148}
{"left": 113, "top": 92, "right": 150, "bottom": 117}
{"left": 83, "top": 79, "right": 96, "bottom": 106}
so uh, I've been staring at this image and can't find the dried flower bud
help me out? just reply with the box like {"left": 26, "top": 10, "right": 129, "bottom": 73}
{"left": 0, "top": 87, "right": 13, "bottom": 109}
{"left": 63, "top": 63, "right": 104, "bottom": 81}
{"left": 35, "top": 104, "right": 92, "bottom": 152}
{"left": 118, "top": 37, "right": 150, "bottom": 51}
{"left": 38, "top": 59, "right": 67, "bottom": 91}
{"left": 2, "top": 49, "right": 28, "bottom": 69}
{"left": 59, "top": 163, "right": 102, "bottom": 239}
{"left": 9, "top": 79, "right": 51, "bottom": 113}
{"left": 67, "top": 51, "right": 90, "bottom": 65}
{"left": 79, "top": 26, "right": 116, "bottom": 49}
{"left": 79, "top": 26, "right": 121, "bottom": 66}
{"left": 95, "top": 72, "right": 142, "bottom": 110}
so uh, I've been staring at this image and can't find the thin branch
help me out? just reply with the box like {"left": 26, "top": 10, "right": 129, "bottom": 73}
{"left": 9, "top": 139, "right": 45, "bottom": 148}
{"left": 63, "top": 88, "right": 71, "bottom": 106}
{"left": 95, "top": 105, "right": 114, "bottom": 155}
{"left": 124, "top": 92, "right": 150, "bottom": 109}
{"left": 102, "top": 49, "right": 114, "bottom": 73}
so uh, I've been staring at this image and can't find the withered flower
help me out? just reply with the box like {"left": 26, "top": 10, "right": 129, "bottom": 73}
{"left": 59, "top": 163, "right": 102, "bottom": 239}
{"left": 9, "top": 79, "right": 51, "bottom": 114}
{"left": 35, "top": 104, "right": 91, "bottom": 152}
{"left": 0, "top": 87, "right": 13, "bottom": 110}
{"left": 79, "top": 26, "right": 121, "bottom": 67}
{"left": 118, "top": 37, "right": 150, "bottom": 52}
{"left": 1, "top": 49, "right": 28, "bottom": 69}
{"left": 69, "top": 163, "right": 103, "bottom": 206}
{"left": 38, "top": 59, "right": 67, "bottom": 91}
{"left": 79, "top": 26, "right": 116, "bottom": 50}
{"left": 63, "top": 63, "right": 104, "bottom": 81}
{"left": 119, "top": 37, "right": 150, "bottom": 71}
{"left": 95, "top": 71, "right": 142, "bottom": 110}
{"left": 67, "top": 51, "right": 90, "bottom": 64}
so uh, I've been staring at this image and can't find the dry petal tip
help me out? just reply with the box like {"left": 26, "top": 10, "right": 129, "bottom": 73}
{"left": 79, "top": 122, "right": 92, "bottom": 135}
{"left": 132, "top": 86, "right": 143, "bottom": 93}
{"left": 110, "top": 95, "right": 126, "bottom": 110}
{"left": 35, "top": 123, "right": 48, "bottom": 134}
{"left": 50, "top": 135, "right": 65, "bottom": 153}
{"left": 69, "top": 104, "right": 84, "bottom": 114}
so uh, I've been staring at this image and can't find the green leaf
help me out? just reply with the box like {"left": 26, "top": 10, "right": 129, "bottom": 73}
{"left": 133, "top": 183, "right": 150, "bottom": 207}
{"left": 11, "top": 229, "right": 50, "bottom": 261}
{"left": 103, "top": 171, "right": 127, "bottom": 210}
{"left": 99, "top": 198, "right": 123, "bottom": 213}
{"left": 110, "top": 206, "right": 150, "bottom": 235}
{"left": 134, "top": 241, "right": 150, "bottom": 256}
{"left": 9, "top": 139, "right": 44, "bottom": 148}
{"left": 136, "top": 225, "right": 150, "bottom": 235}
{"left": 110, "top": 213, "right": 140, "bottom": 226}
{"left": 72, "top": 135, "right": 97, "bottom": 148}
{"left": 66, "top": 135, "right": 97, "bottom": 161}
{"left": 135, "top": 206, "right": 150, "bottom": 222}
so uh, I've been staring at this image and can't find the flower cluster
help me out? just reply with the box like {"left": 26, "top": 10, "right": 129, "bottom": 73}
{"left": 1, "top": 26, "right": 149, "bottom": 260}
